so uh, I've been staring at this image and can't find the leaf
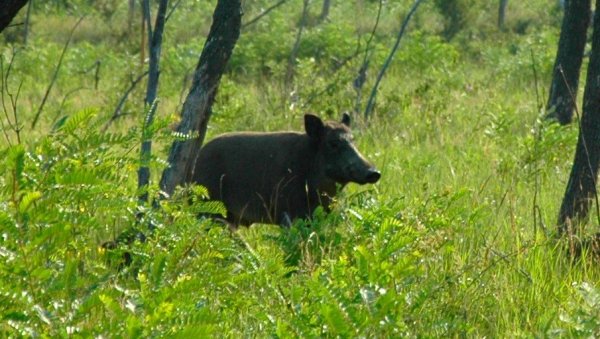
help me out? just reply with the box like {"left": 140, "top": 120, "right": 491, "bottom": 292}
{"left": 55, "top": 168, "right": 101, "bottom": 185}
{"left": 172, "top": 324, "right": 216, "bottom": 338}
{"left": 99, "top": 294, "right": 122, "bottom": 316}
{"left": 7, "top": 144, "right": 25, "bottom": 183}
{"left": 19, "top": 191, "right": 42, "bottom": 213}
{"left": 52, "top": 115, "right": 69, "bottom": 132}
{"left": 58, "top": 108, "right": 98, "bottom": 135}
{"left": 321, "top": 303, "right": 350, "bottom": 335}
{"left": 151, "top": 254, "right": 167, "bottom": 289}
{"left": 3, "top": 311, "right": 29, "bottom": 322}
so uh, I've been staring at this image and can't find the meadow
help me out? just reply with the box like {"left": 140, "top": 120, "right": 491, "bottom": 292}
{"left": 1, "top": 0, "right": 599, "bottom": 336}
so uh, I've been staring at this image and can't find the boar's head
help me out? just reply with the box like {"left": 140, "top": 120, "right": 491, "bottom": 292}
{"left": 305, "top": 113, "right": 381, "bottom": 186}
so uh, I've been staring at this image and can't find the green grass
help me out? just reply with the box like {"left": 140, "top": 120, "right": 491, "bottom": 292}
{"left": 1, "top": 0, "right": 600, "bottom": 337}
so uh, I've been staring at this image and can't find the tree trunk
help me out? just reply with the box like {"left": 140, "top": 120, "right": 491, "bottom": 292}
{"left": 319, "top": 0, "right": 331, "bottom": 22}
{"left": 128, "top": 0, "right": 135, "bottom": 37}
{"left": 498, "top": 0, "right": 508, "bottom": 29}
{"left": 0, "top": 0, "right": 29, "bottom": 33}
{"left": 434, "top": 0, "right": 466, "bottom": 41}
{"left": 364, "top": 0, "right": 424, "bottom": 119}
{"left": 546, "top": 0, "right": 591, "bottom": 125}
{"left": 159, "top": 0, "right": 242, "bottom": 197}
{"left": 23, "top": 0, "right": 33, "bottom": 44}
{"left": 558, "top": 5, "right": 600, "bottom": 235}
{"left": 138, "top": 0, "right": 169, "bottom": 204}
{"left": 285, "top": 0, "right": 310, "bottom": 90}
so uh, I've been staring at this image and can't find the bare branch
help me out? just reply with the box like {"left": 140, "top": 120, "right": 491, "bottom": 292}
{"left": 31, "top": 16, "right": 84, "bottom": 129}
{"left": 0, "top": 49, "right": 23, "bottom": 144}
{"left": 23, "top": 0, "right": 33, "bottom": 45}
{"left": 285, "top": 0, "right": 310, "bottom": 90}
{"left": 355, "top": 0, "right": 383, "bottom": 113}
{"left": 165, "top": 0, "right": 183, "bottom": 22}
{"left": 102, "top": 71, "right": 149, "bottom": 132}
{"left": 364, "top": 0, "right": 424, "bottom": 119}
{"left": 243, "top": 0, "right": 289, "bottom": 29}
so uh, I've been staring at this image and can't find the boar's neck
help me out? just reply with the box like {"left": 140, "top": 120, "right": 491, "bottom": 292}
{"left": 305, "top": 144, "right": 342, "bottom": 210}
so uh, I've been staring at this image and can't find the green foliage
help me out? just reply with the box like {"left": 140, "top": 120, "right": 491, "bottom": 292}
{"left": 555, "top": 282, "right": 600, "bottom": 336}
{"left": 1, "top": 0, "right": 599, "bottom": 337}
{"left": 433, "top": 0, "right": 475, "bottom": 40}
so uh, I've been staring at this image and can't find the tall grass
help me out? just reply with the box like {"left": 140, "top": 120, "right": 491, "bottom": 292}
{"left": 1, "top": 0, "right": 599, "bottom": 336}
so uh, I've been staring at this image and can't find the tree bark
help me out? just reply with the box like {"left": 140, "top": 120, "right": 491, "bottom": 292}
{"left": 159, "top": 0, "right": 242, "bottom": 197}
{"left": 318, "top": 0, "right": 331, "bottom": 22}
{"left": 0, "top": 0, "right": 29, "bottom": 33}
{"left": 498, "top": 0, "right": 508, "bottom": 29}
{"left": 23, "top": 0, "right": 33, "bottom": 44}
{"left": 128, "top": 0, "right": 135, "bottom": 37}
{"left": 138, "top": 0, "right": 168, "bottom": 204}
{"left": 558, "top": 4, "right": 600, "bottom": 235}
{"left": 546, "top": 0, "right": 591, "bottom": 125}
{"left": 285, "top": 0, "right": 310, "bottom": 90}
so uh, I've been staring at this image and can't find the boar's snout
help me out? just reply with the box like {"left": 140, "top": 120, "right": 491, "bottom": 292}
{"left": 364, "top": 168, "right": 381, "bottom": 183}
{"left": 352, "top": 166, "right": 380, "bottom": 184}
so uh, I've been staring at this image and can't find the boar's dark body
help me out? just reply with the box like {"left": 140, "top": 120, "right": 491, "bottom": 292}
{"left": 192, "top": 114, "right": 380, "bottom": 227}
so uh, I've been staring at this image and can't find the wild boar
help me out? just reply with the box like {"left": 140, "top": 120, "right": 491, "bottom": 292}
{"left": 192, "top": 113, "right": 380, "bottom": 227}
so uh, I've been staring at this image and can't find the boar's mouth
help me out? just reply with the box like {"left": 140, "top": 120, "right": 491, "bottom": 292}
{"left": 332, "top": 167, "right": 381, "bottom": 185}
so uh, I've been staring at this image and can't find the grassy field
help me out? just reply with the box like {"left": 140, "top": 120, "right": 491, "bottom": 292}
{"left": 1, "top": 0, "right": 599, "bottom": 336}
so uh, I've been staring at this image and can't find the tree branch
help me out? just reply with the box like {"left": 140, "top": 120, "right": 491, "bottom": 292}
{"left": 31, "top": 16, "right": 84, "bottom": 129}
{"left": 364, "top": 0, "right": 424, "bottom": 119}
{"left": 243, "top": 0, "right": 289, "bottom": 29}
{"left": 102, "top": 71, "right": 149, "bottom": 132}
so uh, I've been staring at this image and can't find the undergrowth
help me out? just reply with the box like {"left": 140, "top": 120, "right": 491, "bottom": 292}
{"left": 1, "top": 0, "right": 600, "bottom": 337}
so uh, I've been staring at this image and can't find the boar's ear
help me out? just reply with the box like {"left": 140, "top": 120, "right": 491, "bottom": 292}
{"left": 305, "top": 114, "right": 324, "bottom": 141}
{"left": 341, "top": 112, "right": 351, "bottom": 127}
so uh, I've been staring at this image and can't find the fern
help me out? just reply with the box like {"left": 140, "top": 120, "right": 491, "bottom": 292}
{"left": 57, "top": 108, "right": 98, "bottom": 136}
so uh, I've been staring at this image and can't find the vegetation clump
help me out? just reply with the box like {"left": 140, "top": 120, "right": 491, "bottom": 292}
{"left": 0, "top": 0, "right": 599, "bottom": 336}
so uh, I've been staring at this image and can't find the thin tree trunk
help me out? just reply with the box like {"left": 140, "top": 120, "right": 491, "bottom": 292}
{"left": 31, "top": 16, "right": 84, "bottom": 129}
{"left": 364, "top": 0, "right": 423, "bottom": 118}
{"left": 498, "top": 0, "right": 508, "bottom": 29}
{"left": 546, "top": 0, "right": 591, "bottom": 125}
{"left": 285, "top": 0, "right": 310, "bottom": 90}
{"left": 558, "top": 5, "right": 600, "bottom": 235}
{"left": 0, "top": 0, "right": 29, "bottom": 33}
{"left": 159, "top": 0, "right": 242, "bottom": 197}
{"left": 23, "top": 0, "right": 33, "bottom": 44}
{"left": 128, "top": 0, "right": 135, "bottom": 37}
{"left": 138, "top": 0, "right": 169, "bottom": 204}
{"left": 318, "top": 0, "right": 331, "bottom": 22}
{"left": 243, "top": 0, "right": 289, "bottom": 29}
{"left": 140, "top": 4, "right": 146, "bottom": 70}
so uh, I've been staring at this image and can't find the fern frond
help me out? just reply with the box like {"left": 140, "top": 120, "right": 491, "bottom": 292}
{"left": 58, "top": 108, "right": 98, "bottom": 135}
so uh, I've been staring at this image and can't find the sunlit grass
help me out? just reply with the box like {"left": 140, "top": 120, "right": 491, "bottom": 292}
{"left": 1, "top": 0, "right": 599, "bottom": 336}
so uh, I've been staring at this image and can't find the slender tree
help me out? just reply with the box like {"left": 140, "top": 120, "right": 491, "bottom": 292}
{"left": 558, "top": 4, "right": 600, "bottom": 235}
{"left": 364, "top": 0, "right": 423, "bottom": 118}
{"left": 318, "top": 0, "right": 331, "bottom": 22}
{"left": 285, "top": 0, "right": 310, "bottom": 90}
{"left": 498, "top": 0, "right": 508, "bottom": 29}
{"left": 138, "top": 0, "right": 168, "bottom": 204}
{"left": 434, "top": 0, "right": 467, "bottom": 41}
{"left": 159, "top": 0, "right": 242, "bottom": 197}
{"left": 546, "top": 0, "right": 591, "bottom": 125}
{"left": 0, "top": 0, "right": 29, "bottom": 33}
{"left": 23, "top": 0, "right": 33, "bottom": 44}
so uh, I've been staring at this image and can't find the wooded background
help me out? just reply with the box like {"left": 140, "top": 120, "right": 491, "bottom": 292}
{"left": 1, "top": 0, "right": 600, "bottom": 337}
